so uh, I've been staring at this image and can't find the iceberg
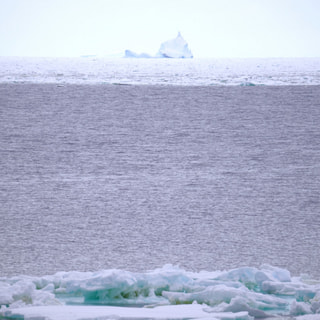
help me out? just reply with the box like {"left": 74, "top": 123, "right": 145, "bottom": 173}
{"left": 124, "top": 50, "right": 152, "bottom": 58}
{"left": 156, "top": 32, "right": 193, "bottom": 58}
{"left": 1, "top": 265, "right": 320, "bottom": 320}
{"left": 124, "top": 32, "right": 193, "bottom": 59}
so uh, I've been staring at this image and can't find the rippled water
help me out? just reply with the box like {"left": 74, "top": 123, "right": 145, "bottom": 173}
{"left": 0, "top": 83, "right": 320, "bottom": 278}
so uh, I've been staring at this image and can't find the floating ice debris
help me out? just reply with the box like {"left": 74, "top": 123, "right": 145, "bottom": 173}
{"left": 1, "top": 265, "right": 320, "bottom": 320}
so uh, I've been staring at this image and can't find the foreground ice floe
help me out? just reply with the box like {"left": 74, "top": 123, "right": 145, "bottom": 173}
{"left": 1, "top": 265, "right": 320, "bottom": 320}
{"left": 1, "top": 305, "right": 252, "bottom": 320}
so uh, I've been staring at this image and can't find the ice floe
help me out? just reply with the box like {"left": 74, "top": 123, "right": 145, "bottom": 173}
{"left": 0, "top": 264, "right": 320, "bottom": 320}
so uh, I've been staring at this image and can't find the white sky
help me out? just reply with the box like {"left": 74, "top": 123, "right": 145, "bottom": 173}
{"left": 0, "top": 0, "right": 320, "bottom": 58}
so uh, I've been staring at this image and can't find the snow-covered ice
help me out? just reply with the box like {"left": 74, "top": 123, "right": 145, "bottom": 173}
{"left": 1, "top": 305, "right": 252, "bottom": 320}
{"left": 1, "top": 265, "right": 320, "bottom": 320}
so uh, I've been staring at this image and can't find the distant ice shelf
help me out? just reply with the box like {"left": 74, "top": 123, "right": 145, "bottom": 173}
{"left": 124, "top": 32, "right": 193, "bottom": 59}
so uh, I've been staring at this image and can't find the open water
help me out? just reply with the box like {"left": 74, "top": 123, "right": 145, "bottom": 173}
{"left": 1, "top": 83, "right": 320, "bottom": 279}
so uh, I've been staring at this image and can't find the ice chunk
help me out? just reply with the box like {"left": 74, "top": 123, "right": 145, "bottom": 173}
{"left": 311, "top": 292, "right": 320, "bottom": 313}
{"left": 209, "top": 296, "right": 270, "bottom": 318}
{"left": 163, "top": 284, "right": 288, "bottom": 318}
{"left": 214, "top": 265, "right": 291, "bottom": 288}
{"left": 57, "top": 265, "right": 194, "bottom": 305}
{"left": 290, "top": 300, "right": 312, "bottom": 316}
{"left": 0, "top": 278, "right": 60, "bottom": 308}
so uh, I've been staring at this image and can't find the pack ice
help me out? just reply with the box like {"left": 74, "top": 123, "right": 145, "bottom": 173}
{"left": 125, "top": 32, "right": 193, "bottom": 58}
{"left": 1, "top": 264, "right": 320, "bottom": 320}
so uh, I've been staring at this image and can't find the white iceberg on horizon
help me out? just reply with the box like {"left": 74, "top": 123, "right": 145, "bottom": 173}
{"left": 124, "top": 50, "right": 153, "bottom": 58}
{"left": 124, "top": 32, "right": 193, "bottom": 59}
{"left": 156, "top": 32, "right": 193, "bottom": 58}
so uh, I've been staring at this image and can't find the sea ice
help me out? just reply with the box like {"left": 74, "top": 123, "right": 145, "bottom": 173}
{"left": 1, "top": 264, "right": 320, "bottom": 320}
{"left": 1, "top": 305, "right": 253, "bottom": 320}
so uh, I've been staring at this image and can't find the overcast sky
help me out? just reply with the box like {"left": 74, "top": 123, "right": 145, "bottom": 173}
{"left": 1, "top": 0, "right": 320, "bottom": 58}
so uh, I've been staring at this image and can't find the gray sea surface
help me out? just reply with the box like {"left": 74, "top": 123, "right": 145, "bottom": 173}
{"left": 0, "top": 84, "right": 320, "bottom": 278}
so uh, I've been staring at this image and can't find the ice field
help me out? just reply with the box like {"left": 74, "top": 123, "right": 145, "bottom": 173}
{"left": 1, "top": 265, "right": 320, "bottom": 319}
